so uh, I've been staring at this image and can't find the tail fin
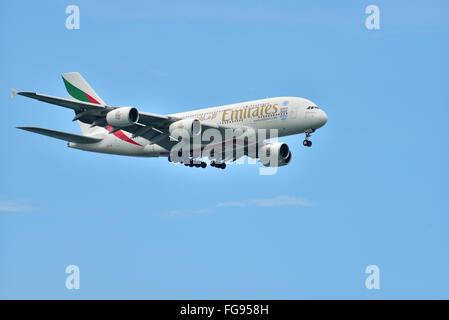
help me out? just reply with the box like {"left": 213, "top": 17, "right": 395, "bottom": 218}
{"left": 61, "top": 72, "right": 105, "bottom": 134}
{"left": 62, "top": 72, "right": 105, "bottom": 105}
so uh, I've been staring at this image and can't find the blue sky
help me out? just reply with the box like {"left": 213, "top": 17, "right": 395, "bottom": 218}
{"left": 1, "top": 0, "right": 448, "bottom": 299}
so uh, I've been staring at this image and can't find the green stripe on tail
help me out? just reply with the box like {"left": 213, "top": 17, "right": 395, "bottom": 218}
{"left": 62, "top": 77, "right": 90, "bottom": 102}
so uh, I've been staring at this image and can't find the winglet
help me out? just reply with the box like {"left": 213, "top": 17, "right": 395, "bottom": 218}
{"left": 10, "top": 88, "right": 18, "bottom": 99}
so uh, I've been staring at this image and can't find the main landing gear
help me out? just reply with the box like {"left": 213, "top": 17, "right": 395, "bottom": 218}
{"left": 303, "top": 130, "right": 314, "bottom": 147}
{"left": 184, "top": 159, "right": 207, "bottom": 168}
{"left": 168, "top": 156, "right": 225, "bottom": 169}
{"left": 210, "top": 161, "right": 226, "bottom": 169}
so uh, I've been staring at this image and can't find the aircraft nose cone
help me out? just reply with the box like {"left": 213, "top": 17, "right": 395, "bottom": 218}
{"left": 321, "top": 110, "right": 328, "bottom": 125}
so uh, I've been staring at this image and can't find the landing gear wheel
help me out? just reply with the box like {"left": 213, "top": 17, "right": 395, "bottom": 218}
{"left": 201, "top": 162, "right": 207, "bottom": 168}
{"left": 303, "top": 130, "right": 314, "bottom": 147}
{"left": 210, "top": 161, "right": 225, "bottom": 169}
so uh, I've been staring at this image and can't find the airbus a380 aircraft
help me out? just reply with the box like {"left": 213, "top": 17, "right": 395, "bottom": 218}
{"left": 11, "top": 72, "right": 327, "bottom": 169}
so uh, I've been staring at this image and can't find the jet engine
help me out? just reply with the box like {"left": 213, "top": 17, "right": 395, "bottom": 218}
{"left": 169, "top": 119, "right": 202, "bottom": 138}
{"left": 106, "top": 107, "right": 139, "bottom": 127}
{"left": 259, "top": 142, "right": 292, "bottom": 167}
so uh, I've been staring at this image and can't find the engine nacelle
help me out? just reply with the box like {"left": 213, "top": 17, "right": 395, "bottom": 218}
{"left": 169, "top": 119, "right": 202, "bottom": 138}
{"left": 106, "top": 107, "right": 139, "bottom": 127}
{"left": 259, "top": 142, "right": 292, "bottom": 167}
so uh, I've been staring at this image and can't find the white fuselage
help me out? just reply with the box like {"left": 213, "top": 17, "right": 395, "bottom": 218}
{"left": 68, "top": 96, "right": 328, "bottom": 157}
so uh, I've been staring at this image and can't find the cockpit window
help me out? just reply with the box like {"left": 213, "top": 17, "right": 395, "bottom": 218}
{"left": 307, "top": 106, "right": 319, "bottom": 110}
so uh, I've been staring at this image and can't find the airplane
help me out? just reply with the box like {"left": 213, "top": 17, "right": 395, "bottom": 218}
{"left": 11, "top": 72, "right": 327, "bottom": 169}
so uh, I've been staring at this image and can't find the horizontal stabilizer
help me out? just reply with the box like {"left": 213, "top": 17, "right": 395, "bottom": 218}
{"left": 17, "top": 127, "right": 102, "bottom": 144}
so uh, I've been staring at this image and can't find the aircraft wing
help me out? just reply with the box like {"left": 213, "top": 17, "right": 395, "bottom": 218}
{"left": 120, "top": 114, "right": 231, "bottom": 151}
{"left": 13, "top": 90, "right": 106, "bottom": 112}
{"left": 12, "top": 88, "right": 231, "bottom": 151}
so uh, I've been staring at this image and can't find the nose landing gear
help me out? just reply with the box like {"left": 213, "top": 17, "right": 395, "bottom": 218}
{"left": 303, "top": 139, "right": 312, "bottom": 147}
{"left": 303, "top": 130, "right": 314, "bottom": 147}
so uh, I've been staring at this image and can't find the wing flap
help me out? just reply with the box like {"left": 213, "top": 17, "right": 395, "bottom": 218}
{"left": 17, "top": 127, "right": 102, "bottom": 144}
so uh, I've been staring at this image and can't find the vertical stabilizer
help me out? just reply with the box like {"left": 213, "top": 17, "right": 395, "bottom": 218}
{"left": 61, "top": 72, "right": 106, "bottom": 134}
